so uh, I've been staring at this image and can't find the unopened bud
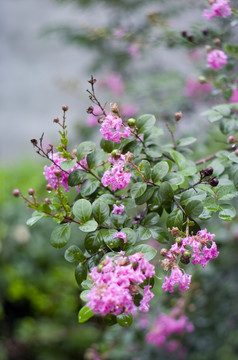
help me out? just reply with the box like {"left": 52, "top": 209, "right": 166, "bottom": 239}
{"left": 46, "top": 184, "right": 53, "bottom": 191}
{"left": 183, "top": 250, "right": 191, "bottom": 258}
{"left": 62, "top": 105, "right": 69, "bottom": 112}
{"left": 209, "top": 177, "right": 219, "bottom": 187}
{"left": 205, "top": 45, "right": 212, "bottom": 53}
{"left": 227, "top": 135, "right": 237, "bottom": 144}
{"left": 174, "top": 112, "right": 182, "bottom": 121}
{"left": 127, "top": 118, "right": 136, "bottom": 127}
{"left": 54, "top": 169, "right": 62, "bottom": 177}
{"left": 180, "top": 255, "right": 190, "bottom": 265}
{"left": 101, "top": 258, "right": 109, "bottom": 267}
{"left": 202, "top": 29, "right": 208, "bottom": 36}
{"left": 132, "top": 262, "right": 138, "bottom": 270}
{"left": 44, "top": 198, "right": 51, "bottom": 204}
{"left": 87, "top": 106, "right": 94, "bottom": 114}
{"left": 125, "top": 152, "right": 133, "bottom": 162}
{"left": 175, "top": 237, "right": 183, "bottom": 245}
{"left": 204, "top": 166, "right": 213, "bottom": 177}
{"left": 53, "top": 117, "right": 59, "bottom": 123}
{"left": 129, "top": 284, "right": 139, "bottom": 294}
{"left": 30, "top": 139, "right": 38, "bottom": 146}
{"left": 213, "top": 38, "right": 221, "bottom": 46}
{"left": 171, "top": 227, "right": 180, "bottom": 236}
{"left": 187, "top": 34, "right": 194, "bottom": 42}
{"left": 110, "top": 103, "right": 119, "bottom": 114}
{"left": 198, "top": 76, "right": 207, "bottom": 84}
{"left": 160, "top": 248, "right": 168, "bottom": 257}
{"left": 97, "top": 264, "right": 104, "bottom": 273}
{"left": 117, "top": 258, "right": 128, "bottom": 266}
{"left": 181, "top": 30, "right": 187, "bottom": 38}
{"left": 28, "top": 188, "right": 35, "bottom": 196}
{"left": 111, "top": 149, "right": 120, "bottom": 158}
{"left": 97, "top": 116, "right": 104, "bottom": 124}
{"left": 13, "top": 189, "right": 21, "bottom": 197}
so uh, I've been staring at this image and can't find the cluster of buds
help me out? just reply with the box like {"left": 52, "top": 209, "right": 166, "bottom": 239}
{"left": 199, "top": 166, "right": 219, "bottom": 187}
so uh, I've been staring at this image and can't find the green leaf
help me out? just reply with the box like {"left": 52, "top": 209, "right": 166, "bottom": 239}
{"left": 81, "top": 279, "right": 93, "bottom": 290}
{"left": 197, "top": 184, "right": 215, "bottom": 196}
{"left": 177, "top": 137, "right": 197, "bottom": 147}
{"left": 122, "top": 140, "right": 143, "bottom": 157}
{"left": 100, "top": 138, "right": 120, "bottom": 153}
{"left": 139, "top": 160, "right": 151, "bottom": 181}
{"left": 121, "top": 228, "right": 137, "bottom": 247}
{"left": 68, "top": 169, "right": 87, "bottom": 186}
{"left": 80, "top": 178, "right": 99, "bottom": 196}
{"left": 145, "top": 145, "right": 162, "bottom": 158}
{"left": 234, "top": 171, "right": 238, "bottom": 190}
{"left": 26, "top": 211, "right": 44, "bottom": 226}
{"left": 216, "top": 185, "right": 238, "bottom": 201}
{"left": 213, "top": 104, "right": 231, "bottom": 116}
{"left": 180, "top": 188, "right": 207, "bottom": 206}
{"left": 103, "top": 314, "right": 117, "bottom": 326}
{"left": 75, "top": 263, "right": 88, "bottom": 287}
{"left": 143, "top": 212, "right": 160, "bottom": 226}
{"left": 99, "top": 194, "right": 116, "bottom": 205}
{"left": 152, "top": 161, "right": 169, "bottom": 184}
{"left": 218, "top": 204, "right": 236, "bottom": 221}
{"left": 50, "top": 223, "right": 71, "bottom": 248}
{"left": 219, "top": 118, "right": 238, "bottom": 135}
{"left": 60, "top": 159, "right": 77, "bottom": 171}
{"left": 101, "top": 229, "right": 121, "bottom": 249}
{"left": 185, "top": 200, "right": 203, "bottom": 218}
{"left": 201, "top": 109, "right": 223, "bottom": 122}
{"left": 64, "top": 245, "right": 86, "bottom": 263}
{"left": 73, "top": 199, "right": 92, "bottom": 222}
{"left": 77, "top": 141, "right": 96, "bottom": 160}
{"left": 135, "top": 187, "right": 155, "bottom": 205}
{"left": 203, "top": 197, "right": 219, "bottom": 211}
{"left": 150, "top": 226, "right": 169, "bottom": 243}
{"left": 85, "top": 231, "right": 101, "bottom": 255}
{"left": 170, "top": 150, "right": 186, "bottom": 170}
{"left": 79, "top": 220, "right": 98, "bottom": 233}
{"left": 167, "top": 208, "right": 183, "bottom": 229}
{"left": 165, "top": 172, "right": 185, "bottom": 186}
{"left": 92, "top": 199, "right": 110, "bottom": 224}
{"left": 78, "top": 305, "right": 94, "bottom": 323}
{"left": 80, "top": 290, "right": 90, "bottom": 302}
{"left": 87, "top": 150, "right": 105, "bottom": 169}
{"left": 131, "top": 182, "right": 147, "bottom": 199}
{"left": 127, "top": 244, "right": 157, "bottom": 261}
{"left": 116, "top": 313, "right": 133, "bottom": 327}
{"left": 138, "top": 226, "right": 151, "bottom": 241}
{"left": 136, "top": 114, "right": 156, "bottom": 134}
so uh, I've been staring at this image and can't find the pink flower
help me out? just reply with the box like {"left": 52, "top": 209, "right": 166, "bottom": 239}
{"left": 101, "top": 152, "right": 131, "bottom": 191}
{"left": 101, "top": 73, "right": 124, "bottom": 96}
{"left": 203, "top": 0, "right": 231, "bottom": 20}
{"left": 184, "top": 78, "right": 213, "bottom": 98}
{"left": 207, "top": 49, "right": 228, "bottom": 70}
{"left": 127, "top": 43, "right": 141, "bottom": 59}
{"left": 112, "top": 204, "right": 125, "bottom": 214}
{"left": 100, "top": 113, "right": 131, "bottom": 143}
{"left": 86, "top": 253, "right": 155, "bottom": 317}
{"left": 162, "top": 267, "right": 192, "bottom": 293}
{"left": 43, "top": 153, "right": 85, "bottom": 192}
{"left": 113, "top": 232, "right": 127, "bottom": 243}
{"left": 113, "top": 27, "right": 126, "bottom": 39}
{"left": 229, "top": 88, "right": 238, "bottom": 103}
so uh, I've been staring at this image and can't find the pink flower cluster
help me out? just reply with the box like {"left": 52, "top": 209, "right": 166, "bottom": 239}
{"left": 203, "top": 0, "right": 231, "bottom": 20}
{"left": 207, "top": 49, "right": 228, "bottom": 70}
{"left": 113, "top": 231, "right": 127, "bottom": 243}
{"left": 86, "top": 252, "right": 155, "bottom": 316}
{"left": 162, "top": 229, "right": 219, "bottom": 293}
{"left": 100, "top": 113, "right": 131, "bottom": 143}
{"left": 101, "top": 153, "right": 131, "bottom": 191}
{"left": 43, "top": 153, "right": 85, "bottom": 192}
{"left": 146, "top": 308, "right": 194, "bottom": 352}
{"left": 112, "top": 203, "right": 125, "bottom": 214}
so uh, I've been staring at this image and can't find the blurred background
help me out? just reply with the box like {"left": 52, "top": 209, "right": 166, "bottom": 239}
{"left": 1, "top": 0, "right": 238, "bottom": 359}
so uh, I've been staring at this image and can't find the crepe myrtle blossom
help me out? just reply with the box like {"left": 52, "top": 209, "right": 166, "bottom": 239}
{"left": 146, "top": 309, "right": 194, "bottom": 351}
{"left": 112, "top": 204, "right": 125, "bottom": 214}
{"left": 43, "top": 152, "right": 85, "bottom": 192}
{"left": 113, "top": 232, "right": 127, "bottom": 243}
{"left": 85, "top": 253, "right": 155, "bottom": 317}
{"left": 100, "top": 113, "right": 131, "bottom": 143}
{"left": 162, "top": 267, "right": 192, "bottom": 293}
{"left": 203, "top": 0, "right": 231, "bottom": 20}
{"left": 101, "top": 152, "right": 132, "bottom": 191}
{"left": 207, "top": 49, "right": 228, "bottom": 70}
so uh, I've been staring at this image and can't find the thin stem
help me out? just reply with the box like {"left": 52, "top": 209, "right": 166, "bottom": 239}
{"left": 166, "top": 124, "right": 176, "bottom": 149}
{"left": 87, "top": 75, "right": 107, "bottom": 116}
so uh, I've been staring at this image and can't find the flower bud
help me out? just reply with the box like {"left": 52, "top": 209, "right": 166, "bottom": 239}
{"left": 46, "top": 184, "right": 53, "bottom": 192}
{"left": 209, "top": 177, "right": 219, "bottom": 187}
{"left": 204, "top": 166, "right": 213, "bottom": 177}
{"left": 175, "top": 237, "right": 182, "bottom": 245}
{"left": 44, "top": 198, "right": 51, "bottom": 204}
{"left": 171, "top": 227, "right": 180, "bottom": 236}
{"left": 110, "top": 103, "right": 119, "bottom": 114}
{"left": 28, "top": 188, "right": 35, "bottom": 196}
{"left": 180, "top": 255, "right": 190, "bottom": 265}
{"left": 87, "top": 106, "right": 94, "bottom": 114}
{"left": 129, "top": 284, "right": 139, "bottom": 294}
{"left": 183, "top": 250, "right": 191, "bottom": 258}
{"left": 30, "top": 139, "right": 38, "bottom": 146}
{"left": 213, "top": 38, "right": 221, "bottom": 46}
{"left": 127, "top": 118, "right": 136, "bottom": 127}
{"left": 160, "top": 248, "right": 168, "bottom": 257}
{"left": 13, "top": 189, "right": 21, "bottom": 197}
{"left": 198, "top": 76, "right": 207, "bottom": 84}
{"left": 227, "top": 135, "right": 237, "bottom": 144}
{"left": 187, "top": 34, "right": 194, "bottom": 42}
{"left": 181, "top": 30, "right": 187, "bottom": 38}
{"left": 62, "top": 105, "right": 69, "bottom": 112}
{"left": 53, "top": 117, "right": 59, "bottom": 123}
{"left": 205, "top": 45, "right": 212, "bottom": 53}
{"left": 54, "top": 169, "right": 62, "bottom": 177}
{"left": 117, "top": 258, "right": 128, "bottom": 266}
{"left": 174, "top": 112, "right": 182, "bottom": 121}
{"left": 97, "top": 264, "right": 104, "bottom": 273}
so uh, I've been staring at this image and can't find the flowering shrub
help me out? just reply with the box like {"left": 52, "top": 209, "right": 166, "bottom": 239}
{"left": 13, "top": 1, "right": 238, "bottom": 331}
